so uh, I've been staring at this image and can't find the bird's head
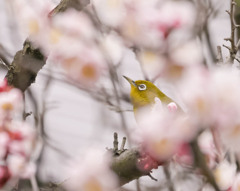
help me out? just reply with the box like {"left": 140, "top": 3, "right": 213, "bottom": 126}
{"left": 123, "top": 76, "right": 162, "bottom": 108}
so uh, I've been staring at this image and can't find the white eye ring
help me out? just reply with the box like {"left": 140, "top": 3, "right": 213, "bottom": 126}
{"left": 138, "top": 84, "right": 147, "bottom": 91}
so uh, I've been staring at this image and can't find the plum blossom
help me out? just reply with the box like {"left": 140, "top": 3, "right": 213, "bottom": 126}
{"left": 198, "top": 131, "right": 217, "bottom": 168}
{"left": 65, "top": 149, "right": 118, "bottom": 191}
{"left": 0, "top": 120, "right": 36, "bottom": 188}
{"left": 0, "top": 88, "right": 23, "bottom": 122}
{"left": 12, "top": 0, "right": 54, "bottom": 53}
{"left": 100, "top": 33, "right": 124, "bottom": 64}
{"left": 213, "top": 160, "right": 236, "bottom": 190}
{"left": 48, "top": 9, "right": 109, "bottom": 87}
{"left": 167, "top": 102, "right": 178, "bottom": 113}
{"left": 137, "top": 50, "right": 166, "bottom": 79}
{"left": 14, "top": 1, "right": 107, "bottom": 87}
{"left": 137, "top": 99, "right": 195, "bottom": 162}
{"left": 93, "top": 0, "right": 195, "bottom": 47}
{"left": 92, "top": 0, "right": 126, "bottom": 27}
{"left": 137, "top": 42, "right": 202, "bottom": 83}
{"left": 232, "top": 173, "right": 240, "bottom": 191}
{"left": 0, "top": 83, "right": 36, "bottom": 188}
{"left": 179, "top": 67, "right": 240, "bottom": 152}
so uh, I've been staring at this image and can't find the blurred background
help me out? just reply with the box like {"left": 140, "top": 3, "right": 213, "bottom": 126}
{"left": 0, "top": 0, "right": 233, "bottom": 190}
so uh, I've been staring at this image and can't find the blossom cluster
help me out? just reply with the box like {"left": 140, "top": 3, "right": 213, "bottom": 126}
{"left": 9, "top": 0, "right": 240, "bottom": 190}
{"left": 134, "top": 65, "right": 240, "bottom": 190}
{"left": 13, "top": 0, "right": 125, "bottom": 87}
{"left": 65, "top": 149, "right": 118, "bottom": 191}
{"left": 12, "top": 0, "right": 197, "bottom": 88}
{"left": 93, "top": 0, "right": 195, "bottom": 47}
{"left": 0, "top": 80, "right": 36, "bottom": 188}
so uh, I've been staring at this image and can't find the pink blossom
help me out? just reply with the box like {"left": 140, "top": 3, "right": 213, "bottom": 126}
{"left": 92, "top": 0, "right": 126, "bottom": 27}
{"left": 0, "top": 88, "right": 23, "bottom": 123}
{"left": 137, "top": 150, "right": 160, "bottom": 172}
{"left": 100, "top": 33, "right": 124, "bottom": 64}
{"left": 7, "top": 155, "right": 27, "bottom": 176}
{"left": 93, "top": 0, "right": 195, "bottom": 47}
{"left": 137, "top": 105, "right": 195, "bottom": 162}
{"left": 174, "top": 143, "right": 193, "bottom": 166}
{"left": 167, "top": 102, "right": 178, "bottom": 113}
{"left": 12, "top": 0, "right": 54, "bottom": 53}
{"left": 0, "top": 83, "right": 36, "bottom": 188}
{"left": 232, "top": 173, "right": 240, "bottom": 191}
{"left": 65, "top": 149, "right": 118, "bottom": 191}
{"left": 198, "top": 131, "right": 217, "bottom": 168}
{"left": 52, "top": 10, "right": 96, "bottom": 41}
{"left": 179, "top": 67, "right": 240, "bottom": 152}
{"left": 213, "top": 160, "right": 236, "bottom": 190}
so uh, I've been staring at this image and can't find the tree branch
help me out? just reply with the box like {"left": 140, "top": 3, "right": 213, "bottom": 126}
{"left": 110, "top": 133, "right": 160, "bottom": 186}
{"left": 5, "top": 0, "right": 90, "bottom": 92}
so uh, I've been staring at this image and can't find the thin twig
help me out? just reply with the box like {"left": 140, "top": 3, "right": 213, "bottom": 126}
{"left": 136, "top": 179, "right": 142, "bottom": 191}
{"left": 224, "top": 0, "right": 239, "bottom": 64}
{"left": 30, "top": 175, "right": 39, "bottom": 191}
{"left": 163, "top": 165, "right": 175, "bottom": 191}
{"left": 113, "top": 132, "right": 119, "bottom": 153}
{"left": 107, "top": 62, "right": 131, "bottom": 143}
{"left": 120, "top": 137, "right": 126, "bottom": 152}
{"left": 216, "top": 46, "right": 223, "bottom": 64}
{"left": 210, "top": 128, "right": 223, "bottom": 162}
{"left": 190, "top": 139, "right": 220, "bottom": 191}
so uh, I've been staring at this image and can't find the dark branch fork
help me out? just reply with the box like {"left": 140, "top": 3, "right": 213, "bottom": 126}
{"left": 223, "top": 0, "right": 240, "bottom": 64}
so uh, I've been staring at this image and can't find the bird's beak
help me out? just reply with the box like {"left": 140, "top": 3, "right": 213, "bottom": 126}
{"left": 123, "top": 76, "right": 137, "bottom": 87}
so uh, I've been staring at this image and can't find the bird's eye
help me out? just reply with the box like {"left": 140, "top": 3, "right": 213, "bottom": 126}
{"left": 138, "top": 84, "right": 147, "bottom": 91}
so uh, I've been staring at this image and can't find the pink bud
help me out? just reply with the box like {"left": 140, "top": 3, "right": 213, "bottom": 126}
{"left": 167, "top": 102, "right": 178, "bottom": 112}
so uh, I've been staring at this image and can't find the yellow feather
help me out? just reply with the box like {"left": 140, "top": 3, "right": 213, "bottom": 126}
{"left": 123, "top": 76, "right": 178, "bottom": 119}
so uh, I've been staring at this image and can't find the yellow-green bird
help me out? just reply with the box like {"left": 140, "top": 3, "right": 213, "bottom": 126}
{"left": 123, "top": 76, "right": 179, "bottom": 118}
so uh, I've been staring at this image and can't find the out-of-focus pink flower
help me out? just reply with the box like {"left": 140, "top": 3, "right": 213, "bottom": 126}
{"left": 198, "top": 131, "right": 217, "bottom": 168}
{"left": 93, "top": 0, "right": 195, "bottom": 47}
{"left": 0, "top": 88, "right": 23, "bottom": 124}
{"left": 138, "top": 50, "right": 166, "bottom": 78}
{"left": 7, "top": 155, "right": 27, "bottom": 177}
{"left": 53, "top": 10, "right": 96, "bottom": 42}
{"left": 57, "top": 48, "right": 105, "bottom": 87}
{"left": 137, "top": 150, "right": 160, "bottom": 172}
{"left": 42, "top": 9, "right": 107, "bottom": 87}
{"left": 179, "top": 67, "right": 240, "bottom": 152}
{"left": 100, "top": 33, "right": 124, "bottom": 64}
{"left": 92, "top": 0, "right": 126, "bottom": 27}
{"left": 231, "top": 173, "right": 240, "bottom": 191}
{"left": 13, "top": 0, "right": 54, "bottom": 52}
{"left": 65, "top": 149, "right": 118, "bottom": 191}
{"left": 213, "top": 160, "right": 236, "bottom": 190}
{"left": 167, "top": 102, "right": 178, "bottom": 113}
{"left": 170, "top": 41, "right": 203, "bottom": 68}
{"left": 174, "top": 143, "right": 193, "bottom": 166}
{"left": 137, "top": 104, "right": 195, "bottom": 162}
{"left": 0, "top": 82, "right": 36, "bottom": 188}
{"left": 3, "top": 121, "right": 36, "bottom": 180}
{"left": 0, "top": 79, "right": 12, "bottom": 93}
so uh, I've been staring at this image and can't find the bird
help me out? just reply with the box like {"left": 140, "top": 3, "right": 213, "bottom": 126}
{"left": 123, "top": 76, "right": 180, "bottom": 119}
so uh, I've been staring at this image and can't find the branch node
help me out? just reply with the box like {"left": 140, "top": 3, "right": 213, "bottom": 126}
{"left": 223, "top": 44, "right": 231, "bottom": 51}
{"left": 147, "top": 173, "right": 158, "bottom": 181}
{"left": 225, "top": 10, "right": 230, "bottom": 15}
{"left": 224, "top": 38, "right": 232, "bottom": 42}
{"left": 113, "top": 132, "right": 118, "bottom": 152}
{"left": 120, "top": 137, "right": 126, "bottom": 152}
{"left": 216, "top": 46, "right": 223, "bottom": 64}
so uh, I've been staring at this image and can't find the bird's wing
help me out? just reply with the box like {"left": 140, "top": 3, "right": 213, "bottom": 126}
{"left": 156, "top": 82, "right": 187, "bottom": 112}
